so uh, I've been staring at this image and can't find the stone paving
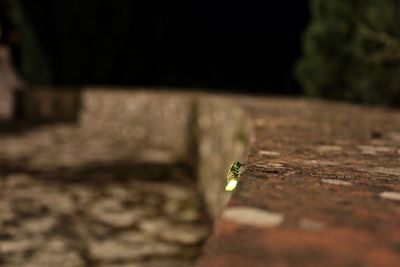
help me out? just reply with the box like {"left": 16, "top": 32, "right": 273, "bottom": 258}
{"left": 0, "top": 124, "right": 210, "bottom": 267}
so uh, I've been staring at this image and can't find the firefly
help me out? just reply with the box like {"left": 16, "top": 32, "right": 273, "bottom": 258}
{"left": 225, "top": 161, "right": 242, "bottom": 192}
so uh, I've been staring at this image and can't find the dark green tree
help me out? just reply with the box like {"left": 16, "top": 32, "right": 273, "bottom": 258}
{"left": 296, "top": 0, "right": 400, "bottom": 105}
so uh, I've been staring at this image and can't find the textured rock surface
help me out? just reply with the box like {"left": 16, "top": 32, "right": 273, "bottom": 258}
{"left": 197, "top": 98, "right": 400, "bottom": 267}
{"left": 0, "top": 170, "right": 210, "bottom": 267}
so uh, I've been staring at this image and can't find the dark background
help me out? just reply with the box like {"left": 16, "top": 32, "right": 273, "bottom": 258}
{"left": 1, "top": 0, "right": 309, "bottom": 95}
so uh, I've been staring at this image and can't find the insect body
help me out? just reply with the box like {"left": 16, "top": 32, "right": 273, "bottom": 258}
{"left": 225, "top": 161, "right": 242, "bottom": 192}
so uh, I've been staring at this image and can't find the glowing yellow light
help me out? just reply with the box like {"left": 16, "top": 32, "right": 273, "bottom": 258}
{"left": 225, "top": 179, "right": 238, "bottom": 192}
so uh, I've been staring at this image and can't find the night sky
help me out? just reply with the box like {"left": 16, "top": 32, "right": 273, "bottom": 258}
{"left": 187, "top": 1, "right": 309, "bottom": 93}
{"left": 5, "top": 0, "right": 309, "bottom": 94}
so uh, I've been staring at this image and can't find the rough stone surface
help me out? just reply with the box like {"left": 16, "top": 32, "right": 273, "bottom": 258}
{"left": 222, "top": 207, "right": 284, "bottom": 228}
{"left": 197, "top": 98, "right": 400, "bottom": 267}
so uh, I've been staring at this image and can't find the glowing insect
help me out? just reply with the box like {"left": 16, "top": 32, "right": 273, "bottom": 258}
{"left": 225, "top": 161, "right": 242, "bottom": 192}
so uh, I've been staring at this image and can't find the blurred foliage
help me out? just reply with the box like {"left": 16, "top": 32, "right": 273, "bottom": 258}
{"left": 296, "top": 0, "right": 400, "bottom": 105}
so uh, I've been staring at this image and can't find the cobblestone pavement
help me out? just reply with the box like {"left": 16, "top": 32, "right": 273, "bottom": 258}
{"left": 0, "top": 124, "right": 210, "bottom": 267}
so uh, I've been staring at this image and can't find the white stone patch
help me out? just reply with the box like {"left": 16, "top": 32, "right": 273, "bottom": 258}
{"left": 316, "top": 145, "right": 342, "bottom": 153}
{"left": 299, "top": 218, "right": 325, "bottom": 232}
{"left": 158, "top": 225, "right": 208, "bottom": 245}
{"left": 139, "top": 218, "right": 208, "bottom": 245}
{"left": 222, "top": 206, "right": 284, "bottom": 228}
{"left": 321, "top": 179, "right": 352, "bottom": 186}
{"left": 379, "top": 191, "right": 400, "bottom": 201}
{"left": 258, "top": 150, "right": 280, "bottom": 157}
{"left": 358, "top": 145, "right": 393, "bottom": 155}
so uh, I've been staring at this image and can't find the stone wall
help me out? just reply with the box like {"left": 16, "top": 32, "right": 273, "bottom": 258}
{"left": 195, "top": 96, "right": 251, "bottom": 218}
{"left": 12, "top": 87, "right": 251, "bottom": 218}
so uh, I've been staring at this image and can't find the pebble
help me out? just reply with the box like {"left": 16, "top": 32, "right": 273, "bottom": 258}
{"left": 89, "top": 239, "right": 180, "bottom": 261}
{"left": 90, "top": 199, "right": 144, "bottom": 228}
{"left": 139, "top": 218, "right": 208, "bottom": 245}
{"left": 158, "top": 225, "right": 208, "bottom": 245}
{"left": 258, "top": 150, "right": 280, "bottom": 156}
{"left": 379, "top": 191, "right": 400, "bottom": 201}
{"left": 21, "top": 216, "right": 57, "bottom": 234}
{"left": 321, "top": 179, "right": 352, "bottom": 186}
{"left": 222, "top": 206, "right": 284, "bottom": 228}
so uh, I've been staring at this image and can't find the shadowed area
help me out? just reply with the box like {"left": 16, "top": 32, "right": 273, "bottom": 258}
{"left": 0, "top": 124, "right": 210, "bottom": 267}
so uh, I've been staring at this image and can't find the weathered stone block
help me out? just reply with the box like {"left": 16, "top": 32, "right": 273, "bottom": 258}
{"left": 80, "top": 88, "right": 195, "bottom": 163}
